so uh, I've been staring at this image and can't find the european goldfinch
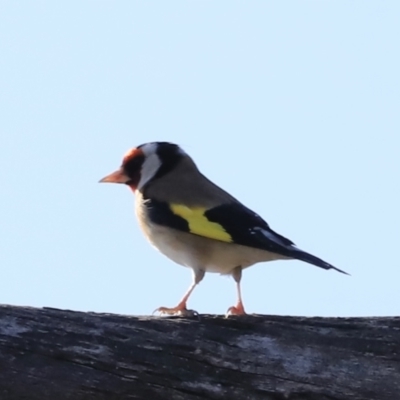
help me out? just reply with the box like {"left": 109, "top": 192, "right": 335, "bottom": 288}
{"left": 100, "top": 142, "right": 347, "bottom": 316}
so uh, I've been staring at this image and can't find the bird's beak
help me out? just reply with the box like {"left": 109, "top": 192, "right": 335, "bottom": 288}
{"left": 99, "top": 169, "right": 130, "bottom": 184}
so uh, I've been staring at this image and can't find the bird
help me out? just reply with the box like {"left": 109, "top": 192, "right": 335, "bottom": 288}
{"left": 100, "top": 141, "right": 347, "bottom": 316}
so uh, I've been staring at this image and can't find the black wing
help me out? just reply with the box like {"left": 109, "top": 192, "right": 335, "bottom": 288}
{"left": 205, "top": 203, "right": 348, "bottom": 275}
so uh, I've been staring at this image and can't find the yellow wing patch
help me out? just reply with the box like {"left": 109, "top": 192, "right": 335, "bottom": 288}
{"left": 170, "top": 204, "right": 232, "bottom": 243}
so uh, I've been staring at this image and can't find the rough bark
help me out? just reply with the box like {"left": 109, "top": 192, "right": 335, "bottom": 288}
{"left": 0, "top": 305, "right": 399, "bottom": 400}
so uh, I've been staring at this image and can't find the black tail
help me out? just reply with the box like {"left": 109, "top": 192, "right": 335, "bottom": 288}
{"left": 290, "top": 247, "right": 349, "bottom": 275}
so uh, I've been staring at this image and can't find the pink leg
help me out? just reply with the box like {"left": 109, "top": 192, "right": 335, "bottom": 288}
{"left": 226, "top": 267, "right": 247, "bottom": 316}
{"left": 154, "top": 269, "right": 205, "bottom": 316}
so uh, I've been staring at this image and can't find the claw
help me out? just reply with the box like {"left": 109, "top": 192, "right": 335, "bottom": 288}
{"left": 153, "top": 305, "right": 199, "bottom": 317}
{"left": 225, "top": 302, "right": 247, "bottom": 318}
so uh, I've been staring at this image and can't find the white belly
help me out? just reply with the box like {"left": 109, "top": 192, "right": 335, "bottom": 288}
{"left": 141, "top": 220, "right": 284, "bottom": 274}
{"left": 134, "top": 194, "right": 286, "bottom": 274}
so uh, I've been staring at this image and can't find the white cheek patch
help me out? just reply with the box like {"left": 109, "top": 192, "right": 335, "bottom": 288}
{"left": 137, "top": 152, "right": 162, "bottom": 190}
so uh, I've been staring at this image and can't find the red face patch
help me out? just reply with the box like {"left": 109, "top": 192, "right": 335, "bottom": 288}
{"left": 120, "top": 147, "right": 146, "bottom": 191}
{"left": 122, "top": 147, "right": 144, "bottom": 165}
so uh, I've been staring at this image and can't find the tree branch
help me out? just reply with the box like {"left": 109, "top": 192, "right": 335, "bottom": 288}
{"left": 0, "top": 305, "right": 399, "bottom": 400}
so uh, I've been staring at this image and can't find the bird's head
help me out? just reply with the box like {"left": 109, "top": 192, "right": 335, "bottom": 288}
{"left": 99, "top": 142, "right": 186, "bottom": 192}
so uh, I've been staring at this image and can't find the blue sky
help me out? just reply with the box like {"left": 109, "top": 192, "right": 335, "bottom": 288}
{"left": 1, "top": 2, "right": 399, "bottom": 317}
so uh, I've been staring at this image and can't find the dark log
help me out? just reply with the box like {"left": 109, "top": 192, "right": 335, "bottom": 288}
{"left": 0, "top": 305, "right": 399, "bottom": 400}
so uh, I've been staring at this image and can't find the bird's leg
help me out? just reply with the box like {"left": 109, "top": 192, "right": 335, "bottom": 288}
{"left": 226, "top": 266, "right": 247, "bottom": 316}
{"left": 154, "top": 269, "right": 205, "bottom": 316}
{"left": 155, "top": 283, "right": 196, "bottom": 316}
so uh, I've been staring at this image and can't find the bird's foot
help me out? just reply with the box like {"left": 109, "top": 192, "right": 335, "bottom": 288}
{"left": 225, "top": 301, "right": 247, "bottom": 317}
{"left": 153, "top": 303, "right": 198, "bottom": 317}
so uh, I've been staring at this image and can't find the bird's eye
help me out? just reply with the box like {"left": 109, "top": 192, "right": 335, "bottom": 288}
{"left": 123, "top": 154, "right": 145, "bottom": 176}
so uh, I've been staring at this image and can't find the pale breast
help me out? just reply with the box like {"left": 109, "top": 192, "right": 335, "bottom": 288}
{"left": 135, "top": 193, "right": 285, "bottom": 273}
